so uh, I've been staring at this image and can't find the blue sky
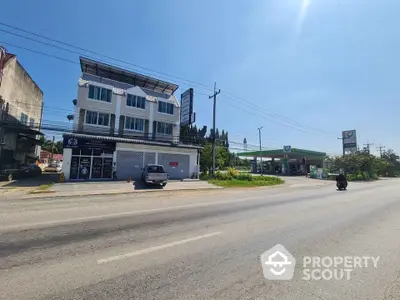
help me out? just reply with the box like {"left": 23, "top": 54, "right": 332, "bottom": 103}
{"left": 1, "top": 0, "right": 400, "bottom": 155}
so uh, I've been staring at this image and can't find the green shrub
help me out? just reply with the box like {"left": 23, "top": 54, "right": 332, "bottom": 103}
{"left": 234, "top": 173, "right": 253, "bottom": 181}
{"left": 199, "top": 172, "right": 209, "bottom": 180}
{"left": 227, "top": 167, "right": 239, "bottom": 177}
{"left": 215, "top": 171, "right": 232, "bottom": 180}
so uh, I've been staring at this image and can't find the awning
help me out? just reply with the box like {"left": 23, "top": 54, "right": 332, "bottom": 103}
{"left": 2, "top": 123, "right": 43, "bottom": 135}
{"left": 237, "top": 148, "right": 327, "bottom": 159}
{"left": 18, "top": 134, "right": 43, "bottom": 146}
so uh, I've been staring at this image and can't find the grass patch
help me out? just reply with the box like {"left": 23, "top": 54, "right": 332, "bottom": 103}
{"left": 37, "top": 183, "right": 53, "bottom": 190}
{"left": 209, "top": 177, "right": 284, "bottom": 187}
{"left": 28, "top": 183, "right": 54, "bottom": 194}
{"left": 202, "top": 170, "right": 284, "bottom": 187}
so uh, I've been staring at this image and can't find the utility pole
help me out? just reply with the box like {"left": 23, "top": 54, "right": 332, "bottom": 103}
{"left": 364, "top": 141, "right": 374, "bottom": 154}
{"left": 258, "top": 126, "right": 263, "bottom": 174}
{"left": 51, "top": 136, "right": 55, "bottom": 163}
{"left": 337, "top": 137, "right": 345, "bottom": 157}
{"left": 209, "top": 82, "right": 220, "bottom": 176}
{"left": 377, "top": 145, "right": 385, "bottom": 157}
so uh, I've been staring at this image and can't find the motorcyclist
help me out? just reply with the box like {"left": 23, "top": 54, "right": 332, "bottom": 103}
{"left": 336, "top": 171, "right": 347, "bottom": 189}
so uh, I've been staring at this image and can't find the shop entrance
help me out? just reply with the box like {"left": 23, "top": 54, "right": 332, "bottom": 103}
{"left": 65, "top": 137, "right": 115, "bottom": 180}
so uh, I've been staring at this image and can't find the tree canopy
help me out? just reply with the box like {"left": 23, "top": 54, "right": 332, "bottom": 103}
{"left": 40, "top": 136, "right": 63, "bottom": 154}
{"left": 326, "top": 149, "right": 400, "bottom": 179}
{"left": 180, "top": 125, "right": 249, "bottom": 172}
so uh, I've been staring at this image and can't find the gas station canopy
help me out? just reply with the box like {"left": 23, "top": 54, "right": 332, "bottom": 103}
{"left": 236, "top": 148, "right": 326, "bottom": 159}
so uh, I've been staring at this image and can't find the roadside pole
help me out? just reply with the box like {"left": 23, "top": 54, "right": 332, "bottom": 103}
{"left": 51, "top": 135, "right": 55, "bottom": 163}
{"left": 209, "top": 82, "right": 220, "bottom": 176}
{"left": 257, "top": 126, "right": 263, "bottom": 175}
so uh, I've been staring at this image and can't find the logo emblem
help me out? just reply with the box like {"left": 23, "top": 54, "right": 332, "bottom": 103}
{"left": 283, "top": 145, "right": 292, "bottom": 153}
{"left": 260, "top": 244, "right": 296, "bottom": 280}
{"left": 344, "top": 131, "right": 354, "bottom": 138}
{"left": 68, "top": 138, "right": 78, "bottom": 146}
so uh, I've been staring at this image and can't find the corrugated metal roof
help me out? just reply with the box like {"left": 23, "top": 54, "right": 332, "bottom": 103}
{"left": 63, "top": 133, "right": 203, "bottom": 150}
{"left": 80, "top": 57, "right": 179, "bottom": 95}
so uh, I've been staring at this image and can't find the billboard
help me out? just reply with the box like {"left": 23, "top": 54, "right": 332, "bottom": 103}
{"left": 180, "top": 88, "right": 194, "bottom": 126}
{"left": 342, "top": 130, "right": 357, "bottom": 147}
{"left": 342, "top": 130, "right": 357, "bottom": 153}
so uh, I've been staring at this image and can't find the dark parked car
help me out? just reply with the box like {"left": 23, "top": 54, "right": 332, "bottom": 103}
{"left": 18, "top": 164, "right": 42, "bottom": 178}
{"left": 0, "top": 163, "right": 42, "bottom": 181}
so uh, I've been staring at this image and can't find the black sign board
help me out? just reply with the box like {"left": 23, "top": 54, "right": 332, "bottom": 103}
{"left": 79, "top": 157, "right": 91, "bottom": 179}
{"left": 91, "top": 157, "right": 103, "bottom": 179}
{"left": 63, "top": 136, "right": 115, "bottom": 152}
{"left": 103, "top": 158, "right": 113, "bottom": 179}
{"left": 70, "top": 156, "right": 79, "bottom": 180}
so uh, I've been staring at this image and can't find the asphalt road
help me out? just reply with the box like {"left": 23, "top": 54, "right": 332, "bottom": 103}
{"left": 1, "top": 179, "right": 400, "bottom": 299}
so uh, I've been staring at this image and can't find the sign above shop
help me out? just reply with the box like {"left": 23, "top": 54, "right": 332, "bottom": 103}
{"left": 63, "top": 136, "right": 115, "bottom": 151}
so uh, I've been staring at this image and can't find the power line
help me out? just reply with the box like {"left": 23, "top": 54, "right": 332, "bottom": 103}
{"left": 0, "top": 22, "right": 340, "bottom": 136}
{"left": 0, "top": 25, "right": 214, "bottom": 92}
{"left": 377, "top": 145, "right": 385, "bottom": 157}
{"left": 2, "top": 37, "right": 335, "bottom": 137}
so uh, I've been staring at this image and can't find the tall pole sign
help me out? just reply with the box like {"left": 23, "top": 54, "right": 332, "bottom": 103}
{"left": 342, "top": 130, "right": 357, "bottom": 154}
{"left": 180, "top": 88, "right": 195, "bottom": 127}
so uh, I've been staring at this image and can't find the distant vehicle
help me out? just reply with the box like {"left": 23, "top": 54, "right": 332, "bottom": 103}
{"left": 141, "top": 164, "right": 168, "bottom": 187}
{"left": 18, "top": 164, "right": 42, "bottom": 178}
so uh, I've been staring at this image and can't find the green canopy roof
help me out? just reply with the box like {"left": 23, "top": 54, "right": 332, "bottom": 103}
{"left": 237, "top": 148, "right": 326, "bottom": 159}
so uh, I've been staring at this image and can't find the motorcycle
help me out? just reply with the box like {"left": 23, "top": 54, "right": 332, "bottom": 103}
{"left": 336, "top": 180, "right": 348, "bottom": 191}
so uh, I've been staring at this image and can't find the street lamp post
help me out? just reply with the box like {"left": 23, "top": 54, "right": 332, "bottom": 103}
{"left": 258, "top": 126, "right": 263, "bottom": 174}
{"left": 337, "top": 137, "right": 345, "bottom": 157}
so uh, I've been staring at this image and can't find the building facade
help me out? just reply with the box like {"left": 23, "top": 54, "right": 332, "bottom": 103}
{"left": 62, "top": 57, "right": 200, "bottom": 181}
{"left": 0, "top": 49, "right": 43, "bottom": 168}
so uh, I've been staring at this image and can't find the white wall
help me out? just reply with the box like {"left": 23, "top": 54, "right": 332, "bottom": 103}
{"left": 62, "top": 148, "right": 72, "bottom": 180}
{"left": 116, "top": 142, "right": 199, "bottom": 177}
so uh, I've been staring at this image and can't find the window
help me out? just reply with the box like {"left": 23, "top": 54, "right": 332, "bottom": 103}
{"left": 158, "top": 101, "right": 174, "bottom": 115}
{"left": 88, "top": 85, "right": 112, "bottom": 103}
{"left": 20, "top": 113, "right": 28, "bottom": 125}
{"left": 156, "top": 122, "right": 173, "bottom": 135}
{"left": 124, "top": 116, "right": 144, "bottom": 131}
{"left": 29, "top": 118, "right": 35, "bottom": 128}
{"left": 85, "top": 111, "right": 110, "bottom": 126}
{"left": 127, "top": 94, "right": 146, "bottom": 109}
{"left": 146, "top": 165, "right": 165, "bottom": 173}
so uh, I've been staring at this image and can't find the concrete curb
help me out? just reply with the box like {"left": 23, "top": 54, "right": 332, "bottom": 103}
{"left": 19, "top": 186, "right": 223, "bottom": 200}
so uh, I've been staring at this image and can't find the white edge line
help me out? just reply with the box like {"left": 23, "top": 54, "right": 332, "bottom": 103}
{"left": 97, "top": 231, "right": 223, "bottom": 264}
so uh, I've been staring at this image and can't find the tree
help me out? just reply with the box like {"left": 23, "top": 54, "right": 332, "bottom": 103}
{"left": 40, "top": 136, "right": 63, "bottom": 154}
{"left": 326, "top": 149, "right": 400, "bottom": 179}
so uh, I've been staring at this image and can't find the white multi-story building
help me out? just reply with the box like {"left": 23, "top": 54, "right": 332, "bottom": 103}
{"left": 62, "top": 57, "right": 200, "bottom": 181}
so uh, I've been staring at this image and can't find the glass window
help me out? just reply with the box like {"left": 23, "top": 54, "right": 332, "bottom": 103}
{"left": 125, "top": 116, "right": 144, "bottom": 131}
{"left": 88, "top": 85, "right": 111, "bottom": 103}
{"left": 20, "top": 113, "right": 28, "bottom": 125}
{"left": 85, "top": 111, "right": 98, "bottom": 125}
{"left": 156, "top": 122, "right": 173, "bottom": 135}
{"left": 158, "top": 101, "right": 174, "bottom": 114}
{"left": 92, "top": 148, "right": 102, "bottom": 156}
{"left": 29, "top": 118, "right": 35, "bottom": 128}
{"left": 98, "top": 113, "right": 110, "bottom": 126}
{"left": 127, "top": 94, "right": 146, "bottom": 109}
{"left": 81, "top": 147, "right": 92, "bottom": 156}
{"left": 72, "top": 148, "right": 80, "bottom": 155}
{"left": 85, "top": 111, "right": 109, "bottom": 127}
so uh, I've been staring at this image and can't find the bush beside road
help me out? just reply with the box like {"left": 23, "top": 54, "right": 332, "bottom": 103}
{"left": 201, "top": 168, "right": 285, "bottom": 187}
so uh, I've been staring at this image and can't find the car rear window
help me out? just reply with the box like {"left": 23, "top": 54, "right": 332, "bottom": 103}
{"left": 147, "top": 166, "right": 165, "bottom": 173}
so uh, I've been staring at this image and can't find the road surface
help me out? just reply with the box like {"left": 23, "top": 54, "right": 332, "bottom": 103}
{"left": 1, "top": 179, "right": 400, "bottom": 299}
